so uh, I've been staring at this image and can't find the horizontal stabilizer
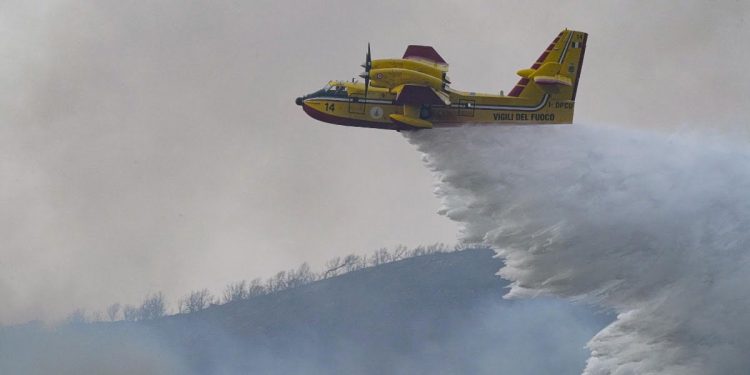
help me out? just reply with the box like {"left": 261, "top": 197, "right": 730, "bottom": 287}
{"left": 531, "top": 62, "right": 561, "bottom": 77}
{"left": 517, "top": 62, "right": 562, "bottom": 79}
{"left": 534, "top": 75, "right": 572, "bottom": 86}
{"left": 403, "top": 45, "right": 448, "bottom": 67}
{"left": 394, "top": 84, "right": 450, "bottom": 106}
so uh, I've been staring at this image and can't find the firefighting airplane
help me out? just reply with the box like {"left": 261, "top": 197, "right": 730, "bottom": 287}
{"left": 296, "top": 29, "right": 587, "bottom": 131}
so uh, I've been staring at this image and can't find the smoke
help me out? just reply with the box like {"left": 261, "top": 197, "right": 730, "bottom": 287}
{"left": 0, "top": 322, "right": 195, "bottom": 375}
{"left": 0, "top": 297, "right": 606, "bottom": 375}
{"left": 0, "top": 248, "right": 611, "bottom": 374}
{"left": 406, "top": 124, "right": 750, "bottom": 374}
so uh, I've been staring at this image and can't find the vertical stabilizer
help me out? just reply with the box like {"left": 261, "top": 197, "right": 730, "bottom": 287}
{"left": 508, "top": 30, "right": 587, "bottom": 101}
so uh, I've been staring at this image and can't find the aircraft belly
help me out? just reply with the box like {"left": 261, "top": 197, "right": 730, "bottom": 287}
{"left": 302, "top": 100, "right": 407, "bottom": 130}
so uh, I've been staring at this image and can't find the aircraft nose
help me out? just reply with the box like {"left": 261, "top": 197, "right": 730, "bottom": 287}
{"left": 295, "top": 97, "right": 303, "bottom": 106}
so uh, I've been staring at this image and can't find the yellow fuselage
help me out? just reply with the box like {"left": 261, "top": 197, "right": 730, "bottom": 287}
{"left": 297, "top": 29, "right": 586, "bottom": 131}
{"left": 301, "top": 84, "right": 573, "bottom": 131}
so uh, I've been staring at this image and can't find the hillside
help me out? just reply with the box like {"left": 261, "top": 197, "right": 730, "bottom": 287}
{"left": 1, "top": 249, "right": 611, "bottom": 375}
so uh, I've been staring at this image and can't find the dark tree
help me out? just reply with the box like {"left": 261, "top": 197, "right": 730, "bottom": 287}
{"left": 178, "top": 289, "right": 214, "bottom": 314}
{"left": 223, "top": 281, "right": 249, "bottom": 303}
{"left": 247, "top": 278, "right": 266, "bottom": 297}
{"left": 138, "top": 292, "right": 167, "bottom": 320}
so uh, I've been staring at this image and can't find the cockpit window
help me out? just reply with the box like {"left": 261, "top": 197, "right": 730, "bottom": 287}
{"left": 307, "top": 83, "right": 347, "bottom": 99}
{"left": 328, "top": 84, "right": 347, "bottom": 96}
{"left": 324, "top": 84, "right": 346, "bottom": 92}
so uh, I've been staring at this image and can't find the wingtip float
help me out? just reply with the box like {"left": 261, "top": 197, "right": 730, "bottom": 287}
{"left": 296, "top": 29, "right": 588, "bottom": 131}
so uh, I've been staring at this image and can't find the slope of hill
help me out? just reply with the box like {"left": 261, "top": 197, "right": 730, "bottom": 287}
{"left": 1, "top": 248, "right": 611, "bottom": 375}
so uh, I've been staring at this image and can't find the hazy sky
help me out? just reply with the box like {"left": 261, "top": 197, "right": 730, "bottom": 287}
{"left": 1, "top": 0, "right": 748, "bottom": 323}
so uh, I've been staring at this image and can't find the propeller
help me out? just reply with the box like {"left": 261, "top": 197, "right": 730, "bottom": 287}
{"left": 358, "top": 43, "right": 372, "bottom": 109}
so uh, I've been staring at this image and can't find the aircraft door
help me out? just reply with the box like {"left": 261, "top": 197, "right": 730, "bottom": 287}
{"left": 349, "top": 96, "right": 365, "bottom": 114}
{"left": 458, "top": 99, "right": 475, "bottom": 117}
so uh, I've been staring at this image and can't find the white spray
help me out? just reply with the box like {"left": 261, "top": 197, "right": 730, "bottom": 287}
{"left": 406, "top": 124, "right": 750, "bottom": 374}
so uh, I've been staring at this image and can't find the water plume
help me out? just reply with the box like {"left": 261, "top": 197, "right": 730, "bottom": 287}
{"left": 406, "top": 124, "right": 750, "bottom": 374}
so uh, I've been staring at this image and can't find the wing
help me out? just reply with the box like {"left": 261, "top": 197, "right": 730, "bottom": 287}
{"left": 394, "top": 84, "right": 451, "bottom": 106}
{"left": 389, "top": 84, "right": 451, "bottom": 130}
{"left": 403, "top": 45, "right": 448, "bottom": 69}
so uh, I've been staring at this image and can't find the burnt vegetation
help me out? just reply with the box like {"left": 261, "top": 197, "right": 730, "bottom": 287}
{"left": 70, "top": 243, "right": 468, "bottom": 323}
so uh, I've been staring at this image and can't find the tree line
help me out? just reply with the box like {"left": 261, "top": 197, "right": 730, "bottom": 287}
{"left": 68, "top": 243, "right": 472, "bottom": 323}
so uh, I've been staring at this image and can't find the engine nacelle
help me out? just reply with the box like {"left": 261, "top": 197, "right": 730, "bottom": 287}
{"left": 367, "top": 68, "right": 444, "bottom": 91}
{"left": 370, "top": 59, "right": 446, "bottom": 80}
